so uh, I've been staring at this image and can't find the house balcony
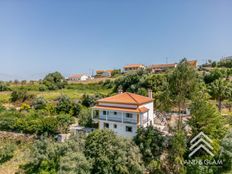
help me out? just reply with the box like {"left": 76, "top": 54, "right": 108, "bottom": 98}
{"left": 92, "top": 110, "right": 137, "bottom": 124}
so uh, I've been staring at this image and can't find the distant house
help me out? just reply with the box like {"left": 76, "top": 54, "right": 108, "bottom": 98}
{"left": 148, "top": 63, "right": 177, "bottom": 73}
{"left": 123, "top": 64, "right": 145, "bottom": 72}
{"left": 149, "top": 60, "right": 198, "bottom": 73}
{"left": 68, "top": 74, "right": 89, "bottom": 81}
{"left": 96, "top": 70, "right": 113, "bottom": 77}
{"left": 187, "top": 60, "right": 198, "bottom": 68}
{"left": 92, "top": 90, "right": 154, "bottom": 138}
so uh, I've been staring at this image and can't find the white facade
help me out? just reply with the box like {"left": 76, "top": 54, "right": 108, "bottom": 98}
{"left": 68, "top": 74, "right": 89, "bottom": 81}
{"left": 92, "top": 101, "right": 154, "bottom": 138}
{"left": 79, "top": 75, "right": 89, "bottom": 81}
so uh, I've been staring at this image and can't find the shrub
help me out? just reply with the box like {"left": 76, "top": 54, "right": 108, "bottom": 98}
{"left": 0, "top": 110, "right": 74, "bottom": 135}
{"left": 0, "top": 103, "right": 5, "bottom": 112}
{"left": 81, "top": 93, "right": 104, "bottom": 107}
{"left": 78, "top": 107, "right": 92, "bottom": 127}
{"left": 20, "top": 103, "right": 31, "bottom": 111}
{"left": 0, "top": 82, "right": 10, "bottom": 91}
{"left": 38, "top": 84, "right": 48, "bottom": 91}
{"left": 10, "top": 90, "right": 34, "bottom": 103}
{"left": 70, "top": 102, "right": 81, "bottom": 117}
{"left": 0, "top": 110, "right": 20, "bottom": 131}
{"left": 32, "top": 97, "right": 47, "bottom": 110}
{"left": 56, "top": 95, "right": 72, "bottom": 114}
{"left": 0, "top": 143, "right": 16, "bottom": 164}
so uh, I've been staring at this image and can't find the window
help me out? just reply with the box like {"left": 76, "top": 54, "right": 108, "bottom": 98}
{"left": 114, "top": 124, "right": 117, "bottom": 129}
{"left": 126, "top": 126, "right": 132, "bottom": 132}
{"left": 114, "top": 112, "right": 117, "bottom": 115}
{"left": 103, "top": 111, "right": 107, "bottom": 115}
{"left": 126, "top": 113, "right": 133, "bottom": 118}
{"left": 104, "top": 123, "right": 109, "bottom": 128}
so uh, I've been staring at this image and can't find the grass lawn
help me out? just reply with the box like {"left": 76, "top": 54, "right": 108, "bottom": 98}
{"left": 0, "top": 83, "right": 112, "bottom": 103}
{"left": 36, "top": 87, "right": 112, "bottom": 101}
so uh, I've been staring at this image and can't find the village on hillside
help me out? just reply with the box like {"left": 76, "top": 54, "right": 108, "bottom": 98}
{"left": 67, "top": 59, "right": 197, "bottom": 82}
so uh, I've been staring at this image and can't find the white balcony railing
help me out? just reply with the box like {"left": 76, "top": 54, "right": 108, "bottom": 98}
{"left": 93, "top": 109, "right": 145, "bottom": 125}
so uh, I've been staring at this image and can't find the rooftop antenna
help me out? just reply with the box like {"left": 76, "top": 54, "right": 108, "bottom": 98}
{"left": 166, "top": 57, "right": 168, "bottom": 64}
{"left": 92, "top": 69, "right": 94, "bottom": 77}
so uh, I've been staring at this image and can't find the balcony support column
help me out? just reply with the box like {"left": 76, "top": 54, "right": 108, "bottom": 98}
{"left": 140, "top": 113, "right": 143, "bottom": 127}
{"left": 91, "top": 109, "right": 94, "bottom": 119}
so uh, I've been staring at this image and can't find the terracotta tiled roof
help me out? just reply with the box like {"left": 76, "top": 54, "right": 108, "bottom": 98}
{"left": 96, "top": 70, "right": 105, "bottom": 73}
{"left": 96, "top": 70, "right": 113, "bottom": 74}
{"left": 149, "top": 63, "right": 176, "bottom": 69}
{"left": 69, "top": 74, "right": 86, "bottom": 79}
{"left": 187, "top": 60, "right": 197, "bottom": 67}
{"left": 97, "top": 92, "right": 153, "bottom": 105}
{"left": 105, "top": 70, "right": 114, "bottom": 73}
{"left": 123, "top": 64, "right": 144, "bottom": 68}
{"left": 93, "top": 105, "right": 149, "bottom": 113}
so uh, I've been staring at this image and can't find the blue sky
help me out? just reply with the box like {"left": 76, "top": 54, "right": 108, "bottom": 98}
{"left": 0, "top": 0, "right": 232, "bottom": 80}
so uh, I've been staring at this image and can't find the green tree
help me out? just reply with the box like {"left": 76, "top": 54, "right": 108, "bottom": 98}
{"left": 208, "top": 78, "right": 232, "bottom": 112}
{"left": 217, "top": 57, "right": 232, "bottom": 68}
{"left": 84, "top": 129, "right": 144, "bottom": 174}
{"left": 59, "top": 152, "right": 92, "bottom": 174}
{"left": 187, "top": 91, "right": 227, "bottom": 174}
{"left": 134, "top": 126, "right": 165, "bottom": 174}
{"left": 220, "top": 130, "right": 232, "bottom": 173}
{"left": 134, "top": 126, "right": 165, "bottom": 164}
{"left": 203, "top": 68, "right": 227, "bottom": 84}
{"left": 43, "top": 72, "right": 67, "bottom": 90}
{"left": 167, "top": 130, "right": 187, "bottom": 174}
{"left": 81, "top": 94, "right": 97, "bottom": 107}
{"left": 168, "top": 59, "right": 198, "bottom": 128}
{"left": 189, "top": 92, "right": 227, "bottom": 140}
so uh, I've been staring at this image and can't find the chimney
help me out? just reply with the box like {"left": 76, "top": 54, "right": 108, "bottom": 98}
{"left": 118, "top": 87, "right": 123, "bottom": 94}
{"left": 148, "top": 89, "right": 153, "bottom": 99}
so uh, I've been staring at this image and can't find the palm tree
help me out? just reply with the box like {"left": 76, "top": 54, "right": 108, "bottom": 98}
{"left": 208, "top": 78, "right": 232, "bottom": 112}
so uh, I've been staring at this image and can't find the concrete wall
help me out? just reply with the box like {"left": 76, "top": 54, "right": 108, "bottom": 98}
{"left": 142, "top": 102, "right": 154, "bottom": 125}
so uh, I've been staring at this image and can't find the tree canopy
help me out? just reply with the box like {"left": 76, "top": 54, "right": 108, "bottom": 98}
{"left": 43, "top": 72, "right": 67, "bottom": 90}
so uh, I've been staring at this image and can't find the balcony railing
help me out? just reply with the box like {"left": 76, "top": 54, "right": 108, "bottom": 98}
{"left": 93, "top": 114, "right": 137, "bottom": 124}
{"left": 107, "top": 115, "right": 122, "bottom": 122}
{"left": 99, "top": 115, "right": 107, "bottom": 120}
{"left": 123, "top": 117, "right": 137, "bottom": 124}
{"left": 92, "top": 109, "right": 141, "bottom": 124}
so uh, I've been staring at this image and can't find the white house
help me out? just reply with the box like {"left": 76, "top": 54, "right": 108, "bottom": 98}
{"left": 68, "top": 74, "right": 89, "bottom": 81}
{"left": 92, "top": 90, "right": 154, "bottom": 138}
{"left": 96, "top": 70, "right": 113, "bottom": 77}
